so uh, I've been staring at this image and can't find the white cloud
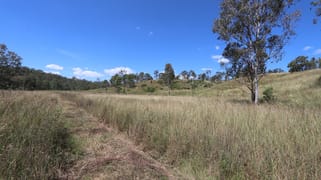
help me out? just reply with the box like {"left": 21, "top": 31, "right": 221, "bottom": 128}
{"left": 215, "top": 46, "right": 220, "bottom": 50}
{"left": 218, "top": 58, "right": 230, "bottom": 64}
{"left": 72, "top": 67, "right": 103, "bottom": 78}
{"left": 212, "top": 55, "right": 222, "bottom": 59}
{"left": 104, "top": 67, "right": 134, "bottom": 76}
{"left": 45, "top": 64, "right": 63, "bottom": 71}
{"left": 211, "top": 55, "right": 230, "bottom": 64}
{"left": 201, "top": 68, "right": 213, "bottom": 71}
{"left": 303, "top": 46, "right": 312, "bottom": 51}
{"left": 314, "top": 49, "right": 321, "bottom": 55}
{"left": 45, "top": 71, "right": 61, "bottom": 75}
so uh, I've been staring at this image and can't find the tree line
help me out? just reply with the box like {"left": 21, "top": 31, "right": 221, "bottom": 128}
{"left": 288, "top": 56, "right": 321, "bottom": 72}
{"left": 0, "top": 44, "right": 105, "bottom": 90}
{"left": 108, "top": 61, "right": 290, "bottom": 95}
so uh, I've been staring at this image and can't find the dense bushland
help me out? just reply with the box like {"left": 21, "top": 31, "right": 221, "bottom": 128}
{"left": 0, "top": 91, "right": 77, "bottom": 179}
{"left": 63, "top": 93, "right": 321, "bottom": 179}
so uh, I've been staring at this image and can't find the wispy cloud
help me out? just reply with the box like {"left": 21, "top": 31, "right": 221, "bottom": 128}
{"left": 148, "top": 32, "right": 154, "bottom": 36}
{"left": 303, "top": 46, "right": 313, "bottom": 51}
{"left": 45, "top": 64, "right": 63, "bottom": 71}
{"left": 72, "top": 67, "right": 103, "bottom": 78}
{"left": 201, "top": 68, "right": 213, "bottom": 71}
{"left": 104, "top": 67, "right": 134, "bottom": 76}
{"left": 136, "top": 26, "right": 141, "bottom": 30}
{"left": 57, "top": 49, "right": 80, "bottom": 59}
{"left": 211, "top": 55, "right": 230, "bottom": 64}
{"left": 215, "top": 46, "right": 220, "bottom": 50}
{"left": 314, "top": 49, "right": 321, "bottom": 55}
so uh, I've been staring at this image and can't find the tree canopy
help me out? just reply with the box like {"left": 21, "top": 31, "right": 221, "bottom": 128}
{"left": 213, "top": 0, "right": 299, "bottom": 104}
{"left": 163, "top": 63, "right": 175, "bottom": 88}
{"left": 312, "top": 0, "right": 321, "bottom": 23}
{"left": 288, "top": 56, "right": 321, "bottom": 72}
{"left": 0, "top": 44, "right": 22, "bottom": 88}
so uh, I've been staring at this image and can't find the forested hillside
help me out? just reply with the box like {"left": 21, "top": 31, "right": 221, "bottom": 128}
{"left": 0, "top": 44, "right": 106, "bottom": 90}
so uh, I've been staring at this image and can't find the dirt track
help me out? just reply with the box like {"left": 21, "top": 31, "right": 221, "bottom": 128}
{"left": 58, "top": 95, "right": 187, "bottom": 180}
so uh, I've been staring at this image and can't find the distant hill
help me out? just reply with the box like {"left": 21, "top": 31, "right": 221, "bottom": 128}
{"left": 93, "top": 69, "right": 321, "bottom": 108}
{"left": 0, "top": 66, "right": 106, "bottom": 90}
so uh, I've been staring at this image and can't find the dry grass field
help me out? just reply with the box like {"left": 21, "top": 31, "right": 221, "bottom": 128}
{"left": 0, "top": 91, "right": 78, "bottom": 179}
{"left": 1, "top": 69, "right": 320, "bottom": 179}
{"left": 61, "top": 69, "right": 321, "bottom": 179}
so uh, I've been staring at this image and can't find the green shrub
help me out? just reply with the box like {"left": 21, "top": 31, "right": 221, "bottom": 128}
{"left": 317, "top": 76, "right": 321, "bottom": 87}
{"left": 263, "top": 87, "right": 276, "bottom": 103}
{"left": 144, "top": 86, "right": 156, "bottom": 93}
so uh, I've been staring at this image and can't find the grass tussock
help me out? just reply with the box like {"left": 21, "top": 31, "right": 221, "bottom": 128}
{"left": 62, "top": 92, "right": 321, "bottom": 179}
{"left": 317, "top": 75, "right": 321, "bottom": 87}
{"left": 0, "top": 91, "right": 77, "bottom": 179}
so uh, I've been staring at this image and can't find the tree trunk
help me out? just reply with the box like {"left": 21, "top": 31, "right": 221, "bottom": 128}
{"left": 254, "top": 75, "right": 259, "bottom": 104}
{"left": 250, "top": 78, "right": 259, "bottom": 104}
{"left": 168, "top": 79, "right": 171, "bottom": 96}
{"left": 251, "top": 88, "right": 255, "bottom": 103}
{"left": 253, "top": 64, "right": 259, "bottom": 105}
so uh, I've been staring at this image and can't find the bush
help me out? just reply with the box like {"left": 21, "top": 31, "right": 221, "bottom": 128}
{"left": 157, "top": 79, "right": 164, "bottom": 85}
{"left": 317, "top": 76, "right": 321, "bottom": 87}
{"left": 262, "top": 87, "right": 276, "bottom": 103}
{"left": 203, "top": 82, "right": 213, "bottom": 88}
{"left": 171, "top": 81, "right": 181, "bottom": 89}
{"left": 144, "top": 86, "right": 156, "bottom": 93}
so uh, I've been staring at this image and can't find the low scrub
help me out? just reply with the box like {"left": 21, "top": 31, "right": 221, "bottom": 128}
{"left": 66, "top": 93, "right": 321, "bottom": 179}
{"left": 0, "top": 91, "right": 76, "bottom": 179}
{"left": 144, "top": 86, "right": 156, "bottom": 93}
{"left": 262, "top": 87, "right": 276, "bottom": 103}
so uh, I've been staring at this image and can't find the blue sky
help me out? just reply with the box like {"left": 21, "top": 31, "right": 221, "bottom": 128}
{"left": 1, "top": 0, "right": 321, "bottom": 80}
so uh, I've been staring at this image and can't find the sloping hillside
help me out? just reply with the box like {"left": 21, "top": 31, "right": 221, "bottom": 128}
{"left": 93, "top": 69, "right": 321, "bottom": 107}
{"left": 202, "top": 69, "right": 321, "bottom": 107}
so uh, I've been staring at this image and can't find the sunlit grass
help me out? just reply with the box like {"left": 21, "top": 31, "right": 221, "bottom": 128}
{"left": 2, "top": 69, "right": 319, "bottom": 179}
{"left": 63, "top": 92, "right": 321, "bottom": 179}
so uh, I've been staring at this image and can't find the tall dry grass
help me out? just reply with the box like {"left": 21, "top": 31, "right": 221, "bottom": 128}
{"left": 63, "top": 92, "right": 321, "bottom": 179}
{"left": 0, "top": 91, "right": 76, "bottom": 179}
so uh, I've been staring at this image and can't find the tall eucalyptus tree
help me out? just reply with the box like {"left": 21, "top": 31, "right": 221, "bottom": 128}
{"left": 213, "top": 0, "right": 300, "bottom": 104}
